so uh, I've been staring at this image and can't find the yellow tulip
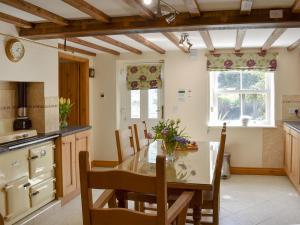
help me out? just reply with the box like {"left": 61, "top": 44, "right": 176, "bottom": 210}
{"left": 59, "top": 97, "right": 64, "bottom": 104}
{"left": 63, "top": 98, "right": 66, "bottom": 104}
{"left": 67, "top": 98, "right": 71, "bottom": 104}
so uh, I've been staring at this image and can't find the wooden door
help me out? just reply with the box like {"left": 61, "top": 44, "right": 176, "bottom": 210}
{"left": 59, "top": 62, "right": 80, "bottom": 126}
{"left": 61, "top": 135, "right": 77, "bottom": 196}
{"left": 284, "top": 131, "right": 292, "bottom": 173}
{"left": 75, "top": 131, "right": 91, "bottom": 189}
{"left": 291, "top": 131, "right": 300, "bottom": 185}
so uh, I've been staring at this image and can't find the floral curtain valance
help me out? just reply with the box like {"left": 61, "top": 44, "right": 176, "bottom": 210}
{"left": 127, "top": 64, "right": 162, "bottom": 90}
{"left": 207, "top": 52, "right": 278, "bottom": 71}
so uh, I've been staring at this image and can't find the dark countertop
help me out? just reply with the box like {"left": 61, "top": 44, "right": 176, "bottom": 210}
{"left": 0, "top": 125, "right": 91, "bottom": 153}
{"left": 284, "top": 121, "right": 300, "bottom": 133}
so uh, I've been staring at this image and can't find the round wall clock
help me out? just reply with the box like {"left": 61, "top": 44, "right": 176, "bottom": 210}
{"left": 5, "top": 38, "right": 25, "bottom": 62}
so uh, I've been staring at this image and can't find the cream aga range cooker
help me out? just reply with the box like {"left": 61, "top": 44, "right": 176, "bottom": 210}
{"left": 0, "top": 130, "right": 59, "bottom": 225}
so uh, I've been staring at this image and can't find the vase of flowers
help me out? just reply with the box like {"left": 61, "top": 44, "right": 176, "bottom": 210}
{"left": 153, "top": 119, "right": 190, "bottom": 162}
{"left": 59, "top": 97, "right": 72, "bottom": 129}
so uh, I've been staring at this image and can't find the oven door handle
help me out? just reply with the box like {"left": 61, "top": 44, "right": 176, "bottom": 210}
{"left": 29, "top": 155, "right": 38, "bottom": 160}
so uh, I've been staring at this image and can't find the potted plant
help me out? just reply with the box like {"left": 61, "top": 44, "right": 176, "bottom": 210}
{"left": 59, "top": 97, "right": 72, "bottom": 129}
{"left": 152, "top": 119, "right": 190, "bottom": 161}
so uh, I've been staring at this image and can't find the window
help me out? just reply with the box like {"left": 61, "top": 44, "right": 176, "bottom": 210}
{"left": 130, "top": 90, "right": 140, "bottom": 119}
{"left": 209, "top": 70, "right": 274, "bottom": 127}
{"left": 148, "top": 89, "right": 159, "bottom": 119}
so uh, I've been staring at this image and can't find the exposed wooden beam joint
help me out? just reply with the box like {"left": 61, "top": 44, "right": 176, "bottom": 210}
{"left": 235, "top": 29, "right": 246, "bottom": 52}
{"left": 240, "top": 0, "right": 253, "bottom": 14}
{"left": 261, "top": 28, "right": 286, "bottom": 51}
{"left": 58, "top": 43, "right": 96, "bottom": 57}
{"left": 292, "top": 0, "right": 300, "bottom": 13}
{"left": 123, "top": 0, "right": 155, "bottom": 19}
{"left": 183, "top": 0, "right": 201, "bottom": 17}
{"left": 287, "top": 38, "right": 300, "bottom": 51}
{"left": 126, "top": 34, "right": 165, "bottom": 54}
{"left": 0, "top": 12, "right": 33, "bottom": 28}
{"left": 94, "top": 35, "right": 142, "bottom": 54}
{"left": 18, "top": 9, "right": 300, "bottom": 39}
{"left": 66, "top": 37, "right": 120, "bottom": 56}
{"left": 162, "top": 32, "right": 189, "bottom": 53}
{"left": 0, "top": 0, "right": 69, "bottom": 25}
{"left": 62, "top": 0, "right": 110, "bottom": 23}
{"left": 199, "top": 30, "right": 214, "bottom": 52}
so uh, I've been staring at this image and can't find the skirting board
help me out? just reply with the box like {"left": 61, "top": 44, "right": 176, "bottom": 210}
{"left": 230, "top": 167, "right": 286, "bottom": 176}
{"left": 92, "top": 160, "right": 119, "bottom": 168}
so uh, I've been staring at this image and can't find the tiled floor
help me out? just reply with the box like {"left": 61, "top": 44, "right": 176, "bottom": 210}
{"left": 24, "top": 175, "right": 300, "bottom": 225}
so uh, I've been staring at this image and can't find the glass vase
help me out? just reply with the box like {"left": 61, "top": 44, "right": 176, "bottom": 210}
{"left": 162, "top": 141, "right": 176, "bottom": 162}
{"left": 60, "top": 115, "right": 68, "bottom": 129}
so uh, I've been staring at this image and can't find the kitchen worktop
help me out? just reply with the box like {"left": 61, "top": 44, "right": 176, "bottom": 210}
{"left": 284, "top": 121, "right": 300, "bottom": 133}
{"left": 0, "top": 125, "right": 91, "bottom": 153}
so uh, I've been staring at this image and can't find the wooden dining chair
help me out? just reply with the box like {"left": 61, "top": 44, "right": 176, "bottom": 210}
{"left": 79, "top": 151, "right": 194, "bottom": 225}
{"left": 199, "top": 123, "right": 227, "bottom": 225}
{"left": 115, "top": 126, "right": 136, "bottom": 164}
{"left": 133, "top": 122, "right": 149, "bottom": 152}
{"left": 0, "top": 213, "right": 4, "bottom": 225}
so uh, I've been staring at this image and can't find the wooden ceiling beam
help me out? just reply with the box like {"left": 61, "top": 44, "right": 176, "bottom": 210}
{"left": 58, "top": 43, "right": 96, "bottom": 57}
{"left": 292, "top": 0, "right": 300, "bottom": 13}
{"left": 67, "top": 37, "right": 120, "bottom": 56}
{"left": 235, "top": 29, "right": 246, "bottom": 52}
{"left": 199, "top": 30, "right": 214, "bottom": 52}
{"left": 126, "top": 34, "right": 165, "bottom": 54}
{"left": 0, "top": 0, "right": 68, "bottom": 25}
{"left": 183, "top": 0, "right": 201, "bottom": 17}
{"left": 261, "top": 28, "right": 286, "bottom": 51}
{"left": 94, "top": 35, "right": 142, "bottom": 55}
{"left": 62, "top": 0, "right": 110, "bottom": 23}
{"left": 240, "top": 0, "right": 253, "bottom": 14}
{"left": 122, "top": 0, "right": 155, "bottom": 19}
{"left": 0, "top": 11, "right": 33, "bottom": 28}
{"left": 162, "top": 32, "right": 189, "bottom": 53}
{"left": 287, "top": 38, "right": 300, "bottom": 51}
{"left": 18, "top": 9, "right": 300, "bottom": 39}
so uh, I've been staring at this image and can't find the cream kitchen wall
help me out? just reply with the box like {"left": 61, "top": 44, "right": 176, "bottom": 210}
{"left": 0, "top": 22, "right": 58, "bottom": 97}
{"left": 92, "top": 49, "right": 300, "bottom": 168}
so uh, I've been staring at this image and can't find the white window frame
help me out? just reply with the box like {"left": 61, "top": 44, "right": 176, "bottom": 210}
{"left": 209, "top": 70, "right": 275, "bottom": 127}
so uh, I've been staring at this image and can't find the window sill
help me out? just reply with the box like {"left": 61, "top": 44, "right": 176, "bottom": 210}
{"left": 207, "top": 122, "right": 276, "bottom": 129}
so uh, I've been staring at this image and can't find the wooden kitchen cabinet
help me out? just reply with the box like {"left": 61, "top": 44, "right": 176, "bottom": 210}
{"left": 283, "top": 124, "right": 300, "bottom": 193}
{"left": 55, "top": 130, "right": 91, "bottom": 205}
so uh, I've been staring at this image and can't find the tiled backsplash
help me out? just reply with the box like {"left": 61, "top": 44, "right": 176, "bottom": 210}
{"left": 0, "top": 82, "right": 17, "bottom": 134}
{"left": 0, "top": 81, "right": 59, "bottom": 134}
{"left": 282, "top": 95, "right": 300, "bottom": 121}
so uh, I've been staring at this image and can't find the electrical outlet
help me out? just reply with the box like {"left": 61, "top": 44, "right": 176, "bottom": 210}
{"left": 289, "top": 108, "right": 298, "bottom": 114}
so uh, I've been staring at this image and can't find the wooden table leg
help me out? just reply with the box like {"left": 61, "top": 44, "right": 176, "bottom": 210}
{"left": 192, "top": 191, "right": 202, "bottom": 225}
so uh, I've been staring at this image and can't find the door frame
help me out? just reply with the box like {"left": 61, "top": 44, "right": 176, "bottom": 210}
{"left": 58, "top": 52, "right": 90, "bottom": 126}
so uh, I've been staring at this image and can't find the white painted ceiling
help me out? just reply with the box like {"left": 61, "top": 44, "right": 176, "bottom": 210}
{"left": 0, "top": 0, "right": 299, "bottom": 54}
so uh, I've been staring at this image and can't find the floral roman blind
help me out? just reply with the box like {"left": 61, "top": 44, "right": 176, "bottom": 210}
{"left": 127, "top": 64, "right": 162, "bottom": 90}
{"left": 207, "top": 52, "right": 278, "bottom": 71}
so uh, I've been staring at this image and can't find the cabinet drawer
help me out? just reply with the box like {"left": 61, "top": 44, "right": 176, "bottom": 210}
{"left": 30, "top": 178, "right": 56, "bottom": 208}
{"left": 3, "top": 176, "right": 30, "bottom": 221}
{"left": 28, "top": 142, "right": 55, "bottom": 178}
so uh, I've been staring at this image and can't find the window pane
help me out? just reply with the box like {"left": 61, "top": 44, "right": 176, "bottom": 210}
{"left": 148, "top": 89, "right": 158, "bottom": 119}
{"left": 218, "top": 94, "right": 241, "bottom": 120}
{"left": 242, "top": 71, "right": 266, "bottom": 90}
{"left": 217, "top": 72, "right": 240, "bottom": 90}
{"left": 242, "top": 94, "right": 266, "bottom": 121}
{"left": 131, "top": 90, "right": 140, "bottom": 119}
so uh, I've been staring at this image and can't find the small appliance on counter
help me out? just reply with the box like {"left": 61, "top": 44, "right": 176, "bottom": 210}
{"left": 13, "top": 82, "right": 32, "bottom": 130}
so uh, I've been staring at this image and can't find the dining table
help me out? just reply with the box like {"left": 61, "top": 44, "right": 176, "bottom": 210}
{"left": 115, "top": 140, "right": 220, "bottom": 225}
